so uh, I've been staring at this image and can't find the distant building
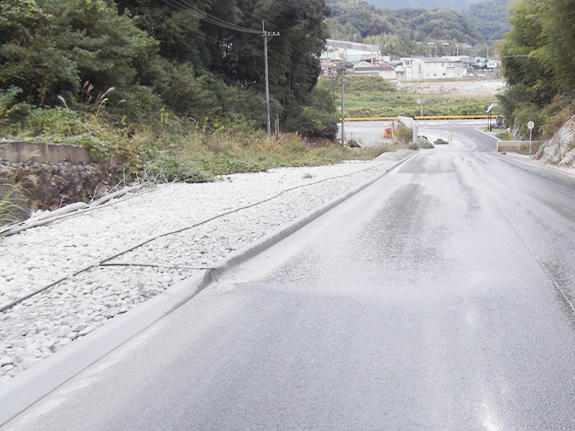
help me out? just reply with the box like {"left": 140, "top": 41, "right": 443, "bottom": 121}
{"left": 352, "top": 61, "right": 397, "bottom": 80}
{"left": 398, "top": 57, "right": 465, "bottom": 80}
{"left": 320, "top": 39, "right": 381, "bottom": 66}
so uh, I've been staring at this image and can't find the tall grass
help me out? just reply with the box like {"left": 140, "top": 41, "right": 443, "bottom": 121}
{"left": 2, "top": 106, "right": 379, "bottom": 185}
{"left": 0, "top": 182, "right": 29, "bottom": 227}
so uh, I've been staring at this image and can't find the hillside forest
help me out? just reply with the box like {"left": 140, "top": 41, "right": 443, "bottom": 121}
{"left": 355, "top": 0, "right": 476, "bottom": 10}
{"left": 499, "top": 0, "right": 575, "bottom": 138}
{"left": 0, "top": 0, "right": 351, "bottom": 223}
{"left": 0, "top": 0, "right": 337, "bottom": 136}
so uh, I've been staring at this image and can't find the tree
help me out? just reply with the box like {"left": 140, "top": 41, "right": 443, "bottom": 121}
{"left": 542, "top": 0, "right": 575, "bottom": 94}
{"left": 0, "top": 0, "right": 156, "bottom": 105}
{"left": 499, "top": 0, "right": 575, "bottom": 136}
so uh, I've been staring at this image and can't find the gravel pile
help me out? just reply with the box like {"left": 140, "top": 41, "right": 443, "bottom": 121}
{"left": 0, "top": 151, "right": 412, "bottom": 382}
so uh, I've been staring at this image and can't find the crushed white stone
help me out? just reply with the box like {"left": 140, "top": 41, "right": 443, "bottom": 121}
{"left": 0, "top": 151, "right": 412, "bottom": 382}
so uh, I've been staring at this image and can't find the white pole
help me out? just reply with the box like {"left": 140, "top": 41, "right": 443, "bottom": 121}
{"left": 263, "top": 21, "right": 271, "bottom": 139}
{"left": 341, "top": 67, "right": 346, "bottom": 145}
{"left": 261, "top": 22, "right": 280, "bottom": 139}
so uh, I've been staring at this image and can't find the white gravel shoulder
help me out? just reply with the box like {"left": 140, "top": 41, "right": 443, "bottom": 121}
{"left": 0, "top": 150, "right": 412, "bottom": 382}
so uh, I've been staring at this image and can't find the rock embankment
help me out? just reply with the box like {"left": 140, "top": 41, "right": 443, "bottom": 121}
{"left": 534, "top": 115, "right": 575, "bottom": 165}
{"left": 0, "top": 160, "right": 125, "bottom": 220}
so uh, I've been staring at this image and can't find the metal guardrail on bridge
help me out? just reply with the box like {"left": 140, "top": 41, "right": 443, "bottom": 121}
{"left": 345, "top": 115, "right": 491, "bottom": 122}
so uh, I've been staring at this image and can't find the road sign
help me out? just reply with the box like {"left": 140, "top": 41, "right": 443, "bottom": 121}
{"left": 528, "top": 121, "right": 535, "bottom": 130}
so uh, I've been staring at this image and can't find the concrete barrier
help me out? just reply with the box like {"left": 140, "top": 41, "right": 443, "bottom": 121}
{"left": 496, "top": 140, "right": 541, "bottom": 153}
{"left": 0, "top": 141, "right": 92, "bottom": 164}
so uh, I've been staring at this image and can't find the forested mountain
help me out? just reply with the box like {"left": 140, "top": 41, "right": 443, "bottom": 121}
{"left": 328, "top": 0, "right": 477, "bottom": 11}
{"left": 327, "top": 0, "right": 512, "bottom": 55}
{"left": 462, "top": 0, "right": 512, "bottom": 43}
{"left": 327, "top": 0, "right": 483, "bottom": 56}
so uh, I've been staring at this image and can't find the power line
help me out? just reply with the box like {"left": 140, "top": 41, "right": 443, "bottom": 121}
{"left": 161, "top": 0, "right": 261, "bottom": 34}
{"left": 500, "top": 54, "right": 537, "bottom": 58}
{"left": 161, "top": 0, "right": 280, "bottom": 139}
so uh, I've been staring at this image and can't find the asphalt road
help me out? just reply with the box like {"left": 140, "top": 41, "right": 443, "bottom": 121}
{"left": 4, "top": 122, "right": 575, "bottom": 430}
{"left": 341, "top": 119, "right": 487, "bottom": 146}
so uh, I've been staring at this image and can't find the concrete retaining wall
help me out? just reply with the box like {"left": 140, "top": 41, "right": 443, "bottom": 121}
{"left": 0, "top": 141, "right": 92, "bottom": 164}
{"left": 496, "top": 140, "right": 541, "bottom": 153}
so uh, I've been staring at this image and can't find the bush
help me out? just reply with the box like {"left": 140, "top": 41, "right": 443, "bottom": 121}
{"left": 24, "top": 107, "right": 83, "bottom": 137}
{"left": 116, "top": 86, "right": 163, "bottom": 122}
{"left": 343, "top": 75, "right": 395, "bottom": 93}
{"left": 394, "top": 124, "right": 413, "bottom": 144}
{"left": 496, "top": 131, "right": 512, "bottom": 140}
{"left": 144, "top": 151, "right": 213, "bottom": 183}
{"left": 0, "top": 87, "right": 31, "bottom": 134}
{"left": 284, "top": 87, "right": 338, "bottom": 138}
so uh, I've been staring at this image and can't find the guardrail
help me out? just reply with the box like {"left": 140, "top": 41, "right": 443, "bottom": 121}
{"left": 345, "top": 115, "right": 491, "bottom": 122}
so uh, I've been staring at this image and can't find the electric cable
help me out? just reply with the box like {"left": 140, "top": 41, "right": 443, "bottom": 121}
{"left": 0, "top": 161, "right": 394, "bottom": 313}
{"left": 161, "top": 0, "right": 262, "bottom": 34}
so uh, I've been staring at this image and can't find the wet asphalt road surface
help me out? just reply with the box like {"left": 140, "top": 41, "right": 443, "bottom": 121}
{"left": 4, "top": 123, "right": 575, "bottom": 430}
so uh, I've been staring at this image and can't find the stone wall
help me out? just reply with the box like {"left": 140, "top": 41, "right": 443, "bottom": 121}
{"left": 0, "top": 161, "right": 125, "bottom": 219}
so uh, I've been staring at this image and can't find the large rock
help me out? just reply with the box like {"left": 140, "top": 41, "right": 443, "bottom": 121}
{"left": 537, "top": 116, "right": 575, "bottom": 165}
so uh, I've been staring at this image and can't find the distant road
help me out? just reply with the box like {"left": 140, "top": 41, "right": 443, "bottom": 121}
{"left": 5, "top": 124, "right": 575, "bottom": 430}
{"left": 341, "top": 118, "right": 489, "bottom": 146}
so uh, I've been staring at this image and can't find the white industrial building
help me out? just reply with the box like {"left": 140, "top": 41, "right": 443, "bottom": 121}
{"left": 397, "top": 57, "right": 466, "bottom": 80}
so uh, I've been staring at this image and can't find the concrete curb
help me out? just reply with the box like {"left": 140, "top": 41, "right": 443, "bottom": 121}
{"left": 0, "top": 152, "right": 416, "bottom": 426}
{"left": 474, "top": 126, "right": 575, "bottom": 179}
{"left": 473, "top": 126, "right": 501, "bottom": 141}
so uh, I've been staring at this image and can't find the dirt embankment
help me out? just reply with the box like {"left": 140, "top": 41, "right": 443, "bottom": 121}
{"left": 396, "top": 79, "right": 505, "bottom": 97}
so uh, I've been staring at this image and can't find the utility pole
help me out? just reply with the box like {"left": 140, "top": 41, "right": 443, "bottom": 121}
{"left": 340, "top": 66, "right": 346, "bottom": 145}
{"left": 262, "top": 21, "right": 280, "bottom": 139}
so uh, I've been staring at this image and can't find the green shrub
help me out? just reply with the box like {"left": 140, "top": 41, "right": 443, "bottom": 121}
{"left": 496, "top": 131, "right": 512, "bottom": 140}
{"left": 342, "top": 75, "right": 395, "bottom": 93}
{"left": 0, "top": 87, "right": 31, "bottom": 134}
{"left": 69, "top": 133, "right": 117, "bottom": 162}
{"left": 394, "top": 124, "right": 413, "bottom": 144}
{"left": 284, "top": 87, "right": 339, "bottom": 138}
{"left": 145, "top": 151, "right": 213, "bottom": 183}
{"left": 24, "top": 107, "right": 83, "bottom": 137}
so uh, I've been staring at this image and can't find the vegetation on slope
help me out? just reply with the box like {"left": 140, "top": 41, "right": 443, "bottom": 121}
{"left": 0, "top": 0, "right": 340, "bottom": 144}
{"left": 0, "top": 0, "right": 375, "bottom": 224}
{"left": 498, "top": 0, "right": 575, "bottom": 139}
